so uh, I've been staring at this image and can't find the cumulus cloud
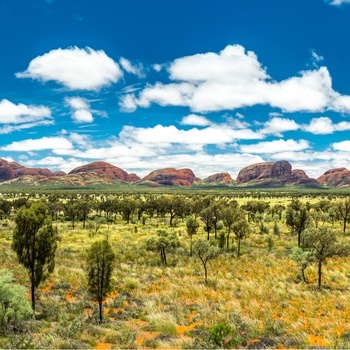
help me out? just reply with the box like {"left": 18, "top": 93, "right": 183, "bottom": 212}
{"left": 331, "top": 140, "right": 350, "bottom": 151}
{"left": 180, "top": 114, "right": 211, "bottom": 126}
{"left": 239, "top": 139, "right": 310, "bottom": 154}
{"left": 260, "top": 117, "right": 300, "bottom": 136}
{"left": 121, "top": 44, "right": 350, "bottom": 114}
{"left": 303, "top": 116, "right": 350, "bottom": 134}
{"left": 119, "top": 123, "right": 262, "bottom": 149}
{"left": 1, "top": 136, "right": 73, "bottom": 152}
{"left": 0, "top": 99, "right": 51, "bottom": 124}
{"left": 65, "top": 97, "right": 94, "bottom": 123}
{"left": 16, "top": 47, "right": 122, "bottom": 90}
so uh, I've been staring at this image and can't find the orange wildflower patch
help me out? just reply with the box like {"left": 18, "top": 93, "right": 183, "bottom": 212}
{"left": 135, "top": 331, "right": 159, "bottom": 347}
{"left": 94, "top": 341, "right": 112, "bottom": 349}
{"left": 307, "top": 334, "right": 329, "bottom": 347}
{"left": 176, "top": 322, "right": 202, "bottom": 335}
{"left": 66, "top": 293, "right": 77, "bottom": 302}
{"left": 40, "top": 281, "right": 53, "bottom": 294}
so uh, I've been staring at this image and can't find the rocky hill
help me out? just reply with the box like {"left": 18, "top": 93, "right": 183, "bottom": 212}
{"left": 68, "top": 161, "right": 139, "bottom": 182}
{"left": 317, "top": 168, "right": 350, "bottom": 187}
{"left": 0, "top": 158, "right": 59, "bottom": 182}
{"left": 139, "top": 168, "right": 196, "bottom": 186}
{"left": 201, "top": 172, "right": 235, "bottom": 186}
{"left": 1, "top": 157, "right": 350, "bottom": 188}
{"left": 236, "top": 160, "right": 318, "bottom": 187}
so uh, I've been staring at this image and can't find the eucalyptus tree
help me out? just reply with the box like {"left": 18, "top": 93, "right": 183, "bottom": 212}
{"left": 194, "top": 238, "right": 220, "bottom": 283}
{"left": 12, "top": 202, "right": 58, "bottom": 311}
{"left": 304, "top": 227, "right": 350, "bottom": 288}
{"left": 186, "top": 216, "right": 200, "bottom": 257}
{"left": 335, "top": 198, "right": 350, "bottom": 233}
{"left": 86, "top": 239, "right": 115, "bottom": 322}
{"left": 286, "top": 199, "right": 312, "bottom": 247}
{"left": 146, "top": 229, "right": 180, "bottom": 266}
{"left": 233, "top": 217, "right": 250, "bottom": 257}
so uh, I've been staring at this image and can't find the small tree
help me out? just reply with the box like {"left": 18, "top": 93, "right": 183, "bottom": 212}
{"left": 12, "top": 202, "right": 58, "bottom": 312}
{"left": 186, "top": 217, "right": 199, "bottom": 257}
{"left": 290, "top": 247, "right": 314, "bottom": 283}
{"left": 194, "top": 238, "right": 220, "bottom": 283}
{"left": 86, "top": 240, "right": 115, "bottom": 322}
{"left": 286, "top": 203, "right": 311, "bottom": 247}
{"left": 222, "top": 206, "right": 237, "bottom": 251}
{"left": 233, "top": 218, "right": 250, "bottom": 257}
{"left": 200, "top": 207, "right": 214, "bottom": 240}
{"left": 335, "top": 198, "right": 350, "bottom": 233}
{"left": 146, "top": 230, "right": 180, "bottom": 265}
{"left": 304, "top": 226, "right": 350, "bottom": 288}
{"left": 0, "top": 269, "right": 33, "bottom": 332}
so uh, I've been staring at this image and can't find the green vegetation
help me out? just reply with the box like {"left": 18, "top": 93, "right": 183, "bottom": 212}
{"left": 1, "top": 189, "right": 350, "bottom": 348}
{"left": 12, "top": 202, "right": 58, "bottom": 311}
{"left": 86, "top": 239, "right": 115, "bottom": 322}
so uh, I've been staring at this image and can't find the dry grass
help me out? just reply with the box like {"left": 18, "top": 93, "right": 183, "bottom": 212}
{"left": 0, "top": 193, "right": 350, "bottom": 348}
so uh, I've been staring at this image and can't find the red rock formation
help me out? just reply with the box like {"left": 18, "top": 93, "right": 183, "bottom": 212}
{"left": 68, "top": 161, "right": 135, "bottom": 182}
{"left": 203, "top": 172, "right": 234, "bottom": 185}
{"left": 236, "top": 160, "right": 317, "bottom": 187}
{"left": 271, "top": 160, "right": 292, "bottom": 177}
{"left": 129, "top": 173, "right": 141, "bottom": 182}
{"left": 142, "top": 168, "right": 196, "bottom": 186}
{"left": 0, "top": 159, "right": 17, "bottom": 181}
{"left": 53, "top": 171, "right": 66, "bottom": 176}
{"left": 317, "top": 168, "right": 350, "bottom": 187}
{"left": 236, "top": 162, "right": 275, "bottom": 183}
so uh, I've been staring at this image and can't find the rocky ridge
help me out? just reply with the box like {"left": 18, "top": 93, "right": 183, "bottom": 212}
{"left": 317, "top": 168, "right": 350, "bottom": 187}
{"left": 1, "top": 158, "right": 350, "bottom": 187}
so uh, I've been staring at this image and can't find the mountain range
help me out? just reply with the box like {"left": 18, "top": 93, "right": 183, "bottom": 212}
{"left": 0, "top": 158, "right": 349, "bottom": 188}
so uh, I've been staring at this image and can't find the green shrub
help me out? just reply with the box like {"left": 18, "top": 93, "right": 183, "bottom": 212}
{"left": 0, "top": 269, "right": 33, "bottom": 332}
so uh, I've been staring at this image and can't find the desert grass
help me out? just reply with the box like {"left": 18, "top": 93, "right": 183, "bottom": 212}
{"left": 0, "top": 195, "right": 350, "bottom": 348}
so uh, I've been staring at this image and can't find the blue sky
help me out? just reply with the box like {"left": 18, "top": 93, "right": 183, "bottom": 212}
{"left": 1, "top": 0, "right": 350, "bottom": 179}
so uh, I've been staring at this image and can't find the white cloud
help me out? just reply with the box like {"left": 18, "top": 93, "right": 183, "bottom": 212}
{"left": 0, "top": 99, "right": 51, "bottom": 124}
{"left": 326, "top": 0, "right": 350, "bottom": 5}
{"left": 260, "top": 117, "right": 300, "bottom": 136}
{"left": 120, "top": 124, "right": 262, "bottom": 148}
{"left": 65, "top": 97, "right": 94, "bottom": 123}
{"left": 16, "top": 47, "right": 122, "bottom": 91}
{"left": 68, "top": 132, "right": 91, "bottom": 149}
{"left": 180, "top": 114, "right": 211, "bottom": 126}
{"left": 0, "top": 120, "right": 54, "bottom": 134}
{"left": 331, "top": 140, "right": 350, "bottom": 151}
{"left": 239, "top": 139, "right": 310, "bottom": 154}
{"left": 1, "top": 136, "right": 73, "bottom": 152}
{"left": 302, "top": 116, "right": 350, "bottom": 134}
{"left": 119, "top": 57, "right": 144, "bottom": 78}
{"left": 153, "top": 64, "right": 163, "bottom": 72}
{"left": 66, "top": 96, "right": 89, "bottom": 110}
{"left": 72, "top": 110, "right": 94, "bottom": 123}
{"left": 123, "top": 45, "right": 350, "bottom": 114}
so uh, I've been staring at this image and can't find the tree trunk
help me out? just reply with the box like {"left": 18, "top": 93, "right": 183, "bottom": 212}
{"left": 344, "top": 218, "right": 347, "bottom": 233}
{"left": 190, "top": 236, "right": 193, "bottom": 257}
{"left": 298, "top": 231, "right": 301, "bottom": 247}
{"left": 226, "top": 230, "right": 230, "bottom": 251}
{"left": 99, "top": 301, "right": 103, "bottom": 323}
{"left": 31, "top": 274, "right": 35, "bottom": 312}
{"left": 237, "top": 238, "right": 241, "bottom": 257}
{"left": 302, "top": 267, "right": 308, "bottom": 283}
{"left": 318, "top": 261, "right": 322, "bottom": 288}
{"left": 204, "top": 263, "right": 208, "bottom": 283}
